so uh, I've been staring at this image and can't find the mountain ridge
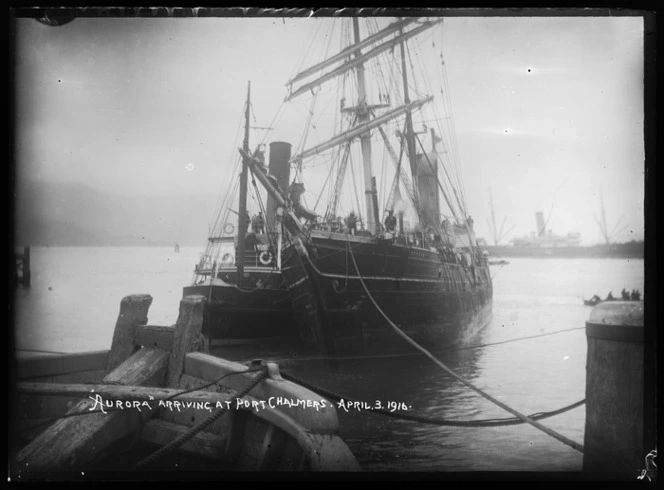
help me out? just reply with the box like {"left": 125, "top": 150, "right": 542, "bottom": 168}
{"left": 14, "top": 180, "right": 219, "bottom": 247}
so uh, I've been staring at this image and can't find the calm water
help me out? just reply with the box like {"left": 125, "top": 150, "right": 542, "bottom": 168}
{"left": 12, "top": 247, "right": 644, "bottom": 473}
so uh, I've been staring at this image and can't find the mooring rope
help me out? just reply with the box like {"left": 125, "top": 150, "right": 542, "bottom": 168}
{"left": 131, "top": 368, "right": 268, "bottom": 470}
{"left": 345, "top": 241, "right": 585, "bottom": 453}
{"left": 282, "top": 370, "right": 585, "bottom": 428}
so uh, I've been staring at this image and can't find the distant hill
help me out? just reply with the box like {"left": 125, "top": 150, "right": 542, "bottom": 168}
{"left": 14, "top": 181, "right": 219, "bottom": 247}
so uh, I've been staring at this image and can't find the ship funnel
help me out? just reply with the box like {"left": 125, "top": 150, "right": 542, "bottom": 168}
{"left": 536, "top": 211, "right": 546, "bottom": 237}
{"left": 415, "top": 152, "right": 440, "bottom": 228}
{"left": 266, "top": 142, "right": 292, "bottom": 232}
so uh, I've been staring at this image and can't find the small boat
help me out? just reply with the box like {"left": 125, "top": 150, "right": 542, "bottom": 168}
{"left": 11, "top": 294, "right": 359, "bottom": 477}
{"left": 583, "top": 296, "right": 617, "bottom": 306}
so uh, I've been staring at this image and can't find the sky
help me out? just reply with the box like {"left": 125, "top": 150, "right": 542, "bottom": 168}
{"left": 12, "top": 10, "right": 646, "bottom": 246}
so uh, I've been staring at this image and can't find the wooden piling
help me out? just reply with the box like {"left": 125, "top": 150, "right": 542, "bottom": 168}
{"left": 107, "top": 294, "right": 153, "bottom": 371}
{"left": 15, "top": 246, "right": 31, "bottom": 287}
{"left": 22, "top": 247, "right": 31, "bottom": 287}
{"left": 584, "top": 300, "right": 645, "bottom": 479}
{"left": 15, "top": 294, "right": 170, "bottom": 473}
{"left": 166, "top": 294, "right": 209, "bottom": 387}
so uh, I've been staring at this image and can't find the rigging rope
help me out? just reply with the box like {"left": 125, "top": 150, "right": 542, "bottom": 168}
{"left": 345, "top": 240, "right": 584, "bottom": 454}
{"left": 131, "top": 368, "right": 268, "bottom": 470}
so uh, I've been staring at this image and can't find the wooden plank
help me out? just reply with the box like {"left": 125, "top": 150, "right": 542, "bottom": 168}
{"left": 135, "top": 324, "right": 175, "bottom": 351}
{"left": 16, "top": 348, "right": 169, "bottom": 473}
{"left": 167, "top": 295, "right": 208, "bottom": 387}
{"left": 139, "top": 419, "right": 227, "bottom": 460}
{"left": 168, "top": 374, "right": 232, "bottom": 436}
{"left": 107, "top": 294, "right": 153, "bottom": 371}
{"left": 17, "top": 350, "right": 109, "bottom": 380}
{"left": 224, "top": 409, "right": 250, "bottom": 465}
{"left": 256, "top": 425, "right": 276, "bottom": 470}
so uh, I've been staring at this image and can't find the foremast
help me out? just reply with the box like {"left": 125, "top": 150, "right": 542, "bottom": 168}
{"left": 236, "top": 82, "right": 251, "bottom": 286}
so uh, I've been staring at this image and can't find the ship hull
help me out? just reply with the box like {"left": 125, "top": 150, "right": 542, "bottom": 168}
{"left": 281, "top": 232, "right": 493, "bottom": 357}
{"left": 183, "top": 267, "right": 296, "bottom": 341}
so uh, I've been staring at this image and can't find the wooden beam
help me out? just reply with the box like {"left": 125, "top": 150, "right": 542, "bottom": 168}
{"left": 16, "top": 350, "right": 109, "bottom": 380}
{"left": 107, "top": 294, "right": 153, "bottom": 371}
{"left": 167, "top": 295, "right": 208, "bottom": 387}
{"left": 135, "top": 324, "right": 175, "bottom": 351}
{"left": 16, "top": 347, "right": 169, "bottom": 473}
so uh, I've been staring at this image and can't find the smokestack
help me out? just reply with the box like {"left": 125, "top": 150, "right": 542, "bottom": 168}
{"left": 266, "top": 142, "right": 292, "bottom": 233}
{"left": 415, "top": 152, "right": 440, "bottom": 228}
{"left": 536, "top": 211, "right": 546, "bottom": 237}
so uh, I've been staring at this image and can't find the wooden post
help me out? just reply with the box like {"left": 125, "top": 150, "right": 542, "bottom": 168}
{"left": 584, "top": 301, "right": 645, "bottom": 478}
{"left": 106, "top": 294, "right": 153, "bottom": 371}
{"left": 166, "top": 295, "right": 208, "bottom": 387}
{"left": 22, "top": 246, "right": 31, "bottom": 287}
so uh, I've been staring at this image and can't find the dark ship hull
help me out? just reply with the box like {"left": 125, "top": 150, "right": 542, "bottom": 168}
{"left": 280, "top": 231, "right": 493, "bottom": 357}
{"left": 183, "top": 267, "right": 296, "bottom": 342}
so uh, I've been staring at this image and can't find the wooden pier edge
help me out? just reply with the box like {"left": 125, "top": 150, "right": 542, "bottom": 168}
{"left": 14, "top": 293, "right": 359, "bottom": 474}
{"left": 15, "top": 294, "right": 211, "bottom": 474}
{"left": 584, "top": 301, "right": 646, "bottom": 479}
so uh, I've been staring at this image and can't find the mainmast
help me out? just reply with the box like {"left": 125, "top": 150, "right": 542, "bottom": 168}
{"left": 352, "top": 18, "right": 377, "bottom": 234}
{"left": 399, "top": 29, "right": 420, "bottom": 213}
{"left": 236, "top": 81, "right": 251, "bottom": 286}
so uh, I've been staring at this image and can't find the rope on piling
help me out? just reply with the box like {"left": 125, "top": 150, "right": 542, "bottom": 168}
{"left": 131, "top": 368, "right": 268, "bottom": 470}
{"left": 281, "top": 370, "right": 585, "bottom": 428}
{"left": 345, "top": 241, "right": 585, "bottom": 453}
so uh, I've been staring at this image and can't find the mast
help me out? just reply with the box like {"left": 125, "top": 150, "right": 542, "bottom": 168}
{"left": 399, "top": 30, "right": 420, "bottom": 212}
{"left": 236, "top": 81, "right": 251, "bottom": 286}
{"left": 352, "top": 18, "right": 377, "bottom": 234}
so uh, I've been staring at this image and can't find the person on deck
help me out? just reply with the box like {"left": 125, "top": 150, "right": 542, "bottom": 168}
{"left": 631, "top": 289, "right": 641, "bottom": 301}
{"left": 384, "top": 210, "right": 397, "bottom": 233}
{"left": 346, "top": 212, "right": 358, "bottom": 235}
{"left": 256, "top": 212, "right": 265, "bottom": 234}
{"left": 250, "top": 214, "right": 259, "bottom": 234}
{"left": 606, "top": 291, "right": 614, "bottom": 301}
{"left": 621, "top": 288, "right": 630, "bottom": 300}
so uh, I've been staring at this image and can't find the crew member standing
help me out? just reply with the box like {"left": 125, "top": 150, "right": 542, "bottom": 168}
{"left": 384, "top": 210, "right": 397, "bottom": 233}
{"left": 346, "top": 212, "right": 358, "bottom": 235}
{"left": 256, "top": 212, "right": 265, "bottom": 234}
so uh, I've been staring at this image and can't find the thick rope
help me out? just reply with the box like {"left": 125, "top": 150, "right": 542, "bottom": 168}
{"left": 345, "top": 241, "right": 585, "bottom": 453}
{"left": 281, "top": 370, "right": 585, "bottom": 428}
{"left": 131, "top": 370, "right": 268, "bottom": 470}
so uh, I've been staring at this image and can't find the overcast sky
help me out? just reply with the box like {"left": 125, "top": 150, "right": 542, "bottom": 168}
{"left": 13, "top": 12, "right": 645, "bottom": 245}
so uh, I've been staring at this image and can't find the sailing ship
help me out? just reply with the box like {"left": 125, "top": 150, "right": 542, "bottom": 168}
{"left": 185, "top": 16, "right": 493, "bottom": 357}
